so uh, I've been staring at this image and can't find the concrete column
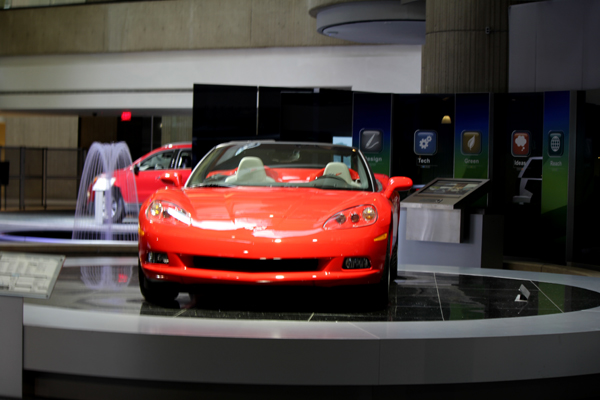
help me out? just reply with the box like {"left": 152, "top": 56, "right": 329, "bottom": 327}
{"left": 422, "top": 0, "right": 536, "bottom": 93}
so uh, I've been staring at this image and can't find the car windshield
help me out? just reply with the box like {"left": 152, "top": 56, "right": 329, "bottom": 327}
{"left": 186, "top": 142, "right": 374, "bottom": 191}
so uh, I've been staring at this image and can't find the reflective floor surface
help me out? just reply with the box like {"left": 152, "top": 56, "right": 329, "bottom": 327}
{"left": 24, "top": 257, "right": 600, "bottom": 322}
{"left": 0, "top": 210, "right": 138, "bottom": 243}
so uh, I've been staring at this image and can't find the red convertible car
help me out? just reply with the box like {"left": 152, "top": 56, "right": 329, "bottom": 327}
{"left": 138, "top": 141, "right": 412, "bottom": 306}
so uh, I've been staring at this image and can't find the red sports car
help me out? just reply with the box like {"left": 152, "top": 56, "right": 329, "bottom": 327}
{"left": 138, "top": 141, "right": 412, "bottom": 306}
{"left": 90, "top": 142, "right": 192, "bottom": 222}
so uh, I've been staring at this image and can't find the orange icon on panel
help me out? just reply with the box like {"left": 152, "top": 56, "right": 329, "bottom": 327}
{"left": 512, "top": 131, "right": 530, "bottom": 157}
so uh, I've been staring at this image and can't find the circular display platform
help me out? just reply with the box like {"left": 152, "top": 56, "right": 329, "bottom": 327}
{"left": 24, "top": 258, "right": 600, "bottom": 323}
{"left": 4, "top": 212, "right": 600, "bottom": 396}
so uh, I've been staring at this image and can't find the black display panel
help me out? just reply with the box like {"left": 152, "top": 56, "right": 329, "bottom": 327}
{"left": 257, "top": 86, "right": 311, "bottom": 139}
{"left": 391, "top": 94, "right": 455, "bottom": 185}
{"left": 492, "top": 92, "right": 544, "bottom": 260}
{"left": 257, "top": 86, "right": 284, "bottom": 138}
{"left": 192, "top": 85, "right": 351, "bottom": 164}
{"left": 317, "top": 89, "right": 353, "bottom": 138}
{"left": 571, "top": 99, "right": 600, "bottom": 265}
{"left": 192, "top": 84, "right": 258, "bottom": 164}
{"left": 280, "top": 89, "right": 351, "bottom": 143}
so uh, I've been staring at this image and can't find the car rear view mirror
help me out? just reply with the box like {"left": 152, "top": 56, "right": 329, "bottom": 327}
{"left": 384, "top": 176, "right": 413, "bottom": 199}
{"left": 133, "top": 164, "right": 140, "bottom": 176}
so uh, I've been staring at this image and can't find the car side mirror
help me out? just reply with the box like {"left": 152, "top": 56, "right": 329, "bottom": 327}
{"left": 133, "top": 164, "right": 139, "bottom": 176}
{"left": 373, "top": 173, "right": 389, "bottom": 191}
{"left": 383, "top": 176, "right": 413, "bottom": 199}
{"left": 159, "top": 172, "right": 181, "bottom": 188}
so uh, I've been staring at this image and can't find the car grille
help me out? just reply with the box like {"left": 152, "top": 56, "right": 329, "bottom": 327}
{"left": 192, "top": 257, "right": 320, "bottom": 272}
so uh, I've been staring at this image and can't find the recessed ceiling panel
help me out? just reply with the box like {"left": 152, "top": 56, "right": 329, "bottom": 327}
{"left": 323, "top": 20, "right": 425, "bottom": 45}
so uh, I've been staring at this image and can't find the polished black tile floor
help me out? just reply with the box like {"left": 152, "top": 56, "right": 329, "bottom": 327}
{"left": 24, "top": 261, "right": 600, "bottom": 322}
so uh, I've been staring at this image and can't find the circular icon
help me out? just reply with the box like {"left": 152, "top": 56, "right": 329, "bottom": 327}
{"left": 419, "top": 135, "right": 432, "bottom": 150}
{"left": 414, "top": 130, "right": 437, "bottom": 156}
{"left": 551, "top": 136, "right": 560, "bottom": 153}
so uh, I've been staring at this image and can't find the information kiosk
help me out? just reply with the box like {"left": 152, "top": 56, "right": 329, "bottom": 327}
{"left": 398, "top": 178, "right": 503, "bottom": 269}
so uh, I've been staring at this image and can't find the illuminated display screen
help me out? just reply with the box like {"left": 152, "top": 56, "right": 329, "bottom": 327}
{"left": 420, "top": 180, "right": 480, "bottom": 196}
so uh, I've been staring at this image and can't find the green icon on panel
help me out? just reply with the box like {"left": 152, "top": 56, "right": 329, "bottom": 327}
{"left": 461, "top": 131, "right": 481, "bottom": 155}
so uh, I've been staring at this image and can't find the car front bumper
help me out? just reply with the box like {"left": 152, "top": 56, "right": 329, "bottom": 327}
{"left": 138, "top": 219, "right": 390, "bottom": 287}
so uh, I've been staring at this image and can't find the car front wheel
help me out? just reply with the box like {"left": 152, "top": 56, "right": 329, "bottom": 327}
{"left": 138, "top": 260, "right": 179, "bottom": 304}
{"left": 364, "top": 225, "right": 392, "bottom": 309}
{"left": 376, "top": 234, "right": 392, "bottom": 307}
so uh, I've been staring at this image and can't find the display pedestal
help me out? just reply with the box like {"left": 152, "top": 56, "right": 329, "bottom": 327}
{"left": 0, "top": 252, "right": 65, "bottom": 399}
{"left": 0, "top": 296, "right": 23, "bottom": 399}
{"left": 398, "top": 208, "right": 503, "bottom": 269}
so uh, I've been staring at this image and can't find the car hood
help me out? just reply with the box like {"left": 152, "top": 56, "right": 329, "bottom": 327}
{"left": 171, "top": 186, "right": 382, "bottom": 234}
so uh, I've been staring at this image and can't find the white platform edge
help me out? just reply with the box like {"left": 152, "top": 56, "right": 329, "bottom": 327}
{"left": 23, "top": 265, "right": 600, "bottom": 386}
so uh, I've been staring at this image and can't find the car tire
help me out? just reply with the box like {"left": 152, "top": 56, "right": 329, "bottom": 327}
{"left": 102, "top": 188, "right": 124, "bottom": 224}
{"left": 390, "top": 234, "right": 398, "bottom": 282}
{"left": 138, "top": 260, "right": 179, "bottom": 304}
{"left": 110, "top": 188, "right": 125, "bottom": 223}
{"left": 367, "top": 225, "right": 392, "bottom": 309}
{"left": 378, "top": 232, "right": 392, "bottom": 307}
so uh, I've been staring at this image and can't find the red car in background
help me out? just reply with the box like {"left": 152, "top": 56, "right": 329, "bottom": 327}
{"left": 95, "top": 142, "right": 192, "bottom": 222}
{"left": 130, "top": 142, "right": 193, "bottom": 203}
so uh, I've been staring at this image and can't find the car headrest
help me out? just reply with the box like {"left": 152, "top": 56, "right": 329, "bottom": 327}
{"left": 234, "top": 156, "right": 268, "bottom": 183}
{"left": 323, "top": 162, "right": 352, "bottom": 184}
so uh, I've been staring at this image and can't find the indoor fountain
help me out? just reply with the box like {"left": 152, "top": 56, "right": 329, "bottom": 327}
{"left": 72, "top": 141, "right": 139, "bottom": 241}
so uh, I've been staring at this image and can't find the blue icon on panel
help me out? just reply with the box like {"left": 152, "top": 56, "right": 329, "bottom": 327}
{"left": 414, "top": 130, "right": 437, "bottom": 156}
{"left": 548, "top": 131, "right": 564, "bottom": 157}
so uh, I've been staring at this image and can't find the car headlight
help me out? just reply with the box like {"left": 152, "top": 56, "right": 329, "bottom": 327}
{"left": 146, "top": 200, "right": 192, "bottom": 226}
{"left": 323, "top": 205, "right": 378, "bottom": 230}
{"left": 92, "top": 176, "right": 116, "bottom": 191}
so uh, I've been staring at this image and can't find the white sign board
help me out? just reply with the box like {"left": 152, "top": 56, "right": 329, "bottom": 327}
{"left": 0, "top": 252, "right": 64, "bottom": 299}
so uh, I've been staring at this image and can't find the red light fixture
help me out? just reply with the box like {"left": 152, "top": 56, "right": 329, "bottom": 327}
{"left": 121, "top": 111, "right": 132, "bottom": 121}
